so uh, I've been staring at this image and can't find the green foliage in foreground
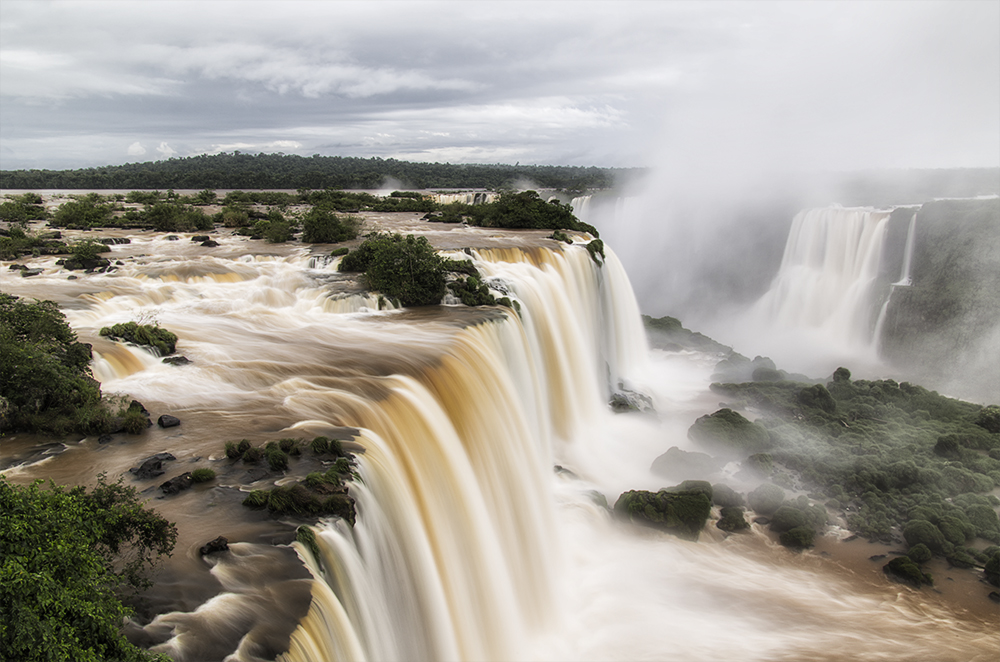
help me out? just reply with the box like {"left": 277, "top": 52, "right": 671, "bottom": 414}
{"left": 710, "top": 371, "right": 1000, "bottom": 545}
{"left": 0, "top": 475, "right": 176, "bottom": 662}
{"left": 99, "top": 322, "right": 178, "bottom": 356}
{"left": 0, "top": 294, "right": 108, "bottom": 434}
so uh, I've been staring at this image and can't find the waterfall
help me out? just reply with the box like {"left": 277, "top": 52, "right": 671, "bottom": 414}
{"left": 749, "top": 206, "right": 892, "bottom": 351}
{"left": 276, "top": 243, "right": 648, "bottom": 661}
{"left": 872, "top": 212, "right": 917, "bottom": 349}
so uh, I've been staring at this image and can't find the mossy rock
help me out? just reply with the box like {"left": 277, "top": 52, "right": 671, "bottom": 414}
{"left": 711, "top": 483, "right": 745, "bottom": 508}
{"left": 663, "top": 480, "right": 713, "bottom": 501}
{"left": 688, "top": 408, "right": 771, "bottom": 455}
{"left": 779, "top": 526, "right": 815, "bottom": 549}
{"left": 748, "top": 483, "right": 784, "bottom": 515}
{"left": 770, "top": 505, "right": 809, "bottom": 533}
{"left": 614, "top": 489, "right": 712, "bottom": 541}
{"left": 903, "top": 519, "right": 947, "bottom": 554}
{"left": 717, "top": 506, "right": 750, "bottom": 532}
{"left": 907, "top": 543, "right": 932, "bottom": 564}
{"left": 883, "top": 556, "right": 933, "bottom": 587}
{"left": 797, "top": 384, "right": 836, "bottom": 414}
{"left": 650, "top": 446, "right": 722, "bottom": 481}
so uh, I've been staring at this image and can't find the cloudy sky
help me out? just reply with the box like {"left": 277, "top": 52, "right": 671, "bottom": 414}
{"left": 1, "top": 0, "right": 998, "bottom": 172}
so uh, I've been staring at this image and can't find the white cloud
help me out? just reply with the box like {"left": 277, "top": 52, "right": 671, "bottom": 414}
{"left": 156, "top": 142, "right": 177, "bottom": 157}
{"left": 127, "top": 141, "right": 146, "bottom": 156}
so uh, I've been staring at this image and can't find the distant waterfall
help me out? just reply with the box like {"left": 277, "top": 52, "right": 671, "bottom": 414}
{"left": 750, "top": 206, "right": 892, "bottom": 350}
{"left": 278, "top": 244, "right": 648, "bottom": 662}
{"left": 872, "top": 212, "right": 917, "bottom": 347}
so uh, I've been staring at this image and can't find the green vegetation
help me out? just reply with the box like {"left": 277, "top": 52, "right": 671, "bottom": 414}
{"left": 688, "top": 408, "right": 772, "bottom": 455}
{"left": 708, "top": 369, "right": 1000, "bottom": 549}
{"left": 99, "top": 322, "right": 178, "bottom": 356}
{"left": 0, "top": 193, "right": 48, "bottom": 223}
{"left": 613, "top": 486, "right": 713, "bottom": 541}
{"left": 0, "top": 295, "right": 117, "bottom": 435}
{"left": 0, "top": 152, "right": 640, "bottom": 191}
{"left": 1, "top": 475, "right": 176, "bottom": 662}
{"left": 300, "top": 206, "right": 360, "bottom": 243}
{"left": 0, "top": 224, "right": 69, "bottom": 260}
{"left": 339, "top": 233, "right": 446, "bottom": 307}
{"left": 883, "top": 555, "right": 933, "bottom": 587}
{"left": 190, "top": 468, "right": 216, "bottom": 483}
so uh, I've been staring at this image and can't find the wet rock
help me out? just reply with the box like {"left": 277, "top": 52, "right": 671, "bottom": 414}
{"left": 869, "top": 554, "right": 887, "bottom": 561}
{"left": 245, "top": 467, "right": 269, "bottom": 482}
{"left": 98, "top": 434, "right": 114, "bottom": 444}
{"left": 20, "top": 269, "right": 43, "bottom": 277}
{"left": 62, "top": 256, "right": 110, "bottom": 271}
{"left": 130, "top": 452, "right": 176, "bottom": 479}
{"left": 165, "top": 235, "right": 180, "bottom": 241}
{"left": 157, "top": 414, "right": 181, "bottom": 428}
{"left": 200, "top": 240, "right": 220, "bottom": 247}
{"left": 199, "top": 536, "right": 229, "bottom": 556}
{"left": 609, "top": 389, "right": 654, "bottom": 413}
{"left": 99, "top": 237, "right": 131, "bottom": 245}
{"left": 8, "top": 264, "right": 27, "bottom": 271}
{"left": 162, "top": 355, "right": 191, "bottom": 366}
{"left": 614, "top": 489, "right": 712, "bottom": 541}
{"left": 191, "top": 235, "right": 211, "bottom": 242}
{"left": 988, "top": 592, "right": 1000, "bottom": 604}
{"left": 160, "top": 472, "right": 194, "bottom": 495}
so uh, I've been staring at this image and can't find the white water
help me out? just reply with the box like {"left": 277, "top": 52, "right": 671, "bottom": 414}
{"left": 872, "top": 212, "right": 917, "bottom": 348}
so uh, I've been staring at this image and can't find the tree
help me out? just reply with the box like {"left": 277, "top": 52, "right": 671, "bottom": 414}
{"left": 0, "top": 475, "right": 176, "bottom": 662}
{"left": 340, "top": 233, "right": 446, "bottom": 306}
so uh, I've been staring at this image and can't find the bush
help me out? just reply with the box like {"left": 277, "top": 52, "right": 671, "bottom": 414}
{"left": 688, "top": 408, "right": 772, "bottom": 454}
{"left": 121, "top": 408, "right": 150, "bottom": 434}
{"left": 903, "top": 519, "right": 947, "bottom": 553}
{"left": 265, "top": 448, "right": 289, "bottom": 472}
{"left": 974, "top": 405, "right": 1000, "bottom": 433}
{"left": 310, "top": 436, "right": 330, "bottom": 454}
{"left": 242, "top": 446, "right": 263, "bottom": 463}
{"left": 779, "top": 526, "right": 815, "bottom": 549}
{"left": 224, "top": 441, "right": 242, "bottom": 459}
{"left": 883, "top": 556, "right": 933, "bottom": 587}
{"left": 340, "top": 233, "right": 446, "bottom": 307}
{"left": 0, "top": 295, "right": 104, "bottom": 434}
{"left": 301, "top": 207, "right": 359, "bottom": 243}
{"left": 1, "top": 475, "right": 176, "bottom": 662}
{"left": 907, "top": 543, "right": 933, "bottom": 563}
{"left": 242, "top": 490, "right": 268, "bottom": 508}
{"left": 717, "top": 506, "right": 750, "bottom": 532}
{"left": 99, "top": 322, "right": 177, "bottom": 356}
{"left": 191, "top": 468, "right": 216, "bottom": 483}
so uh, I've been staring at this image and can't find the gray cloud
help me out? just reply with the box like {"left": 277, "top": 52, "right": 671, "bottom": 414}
{"left": 1, "top": 1, "right": 997, "bottom": 170}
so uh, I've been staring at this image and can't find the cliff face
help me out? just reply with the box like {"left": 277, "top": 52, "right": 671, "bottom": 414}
{"left": 880, "top": 198, "right": 1000, "bottom": 403}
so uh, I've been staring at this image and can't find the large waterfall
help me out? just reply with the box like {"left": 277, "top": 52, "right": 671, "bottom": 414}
{"left": 4, "top": 222, "right": 996, "bottom": 662}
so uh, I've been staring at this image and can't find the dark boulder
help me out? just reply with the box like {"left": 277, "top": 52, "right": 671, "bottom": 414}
{"left": 688, "top": 408, "right": 771, "bottom": 455}
{"left": 62, "top": 256, "right": 111, "bottom": 271}
{"left": 200, "top": 240, "right": 220, "bottom": 247}
{"left": 650, "top": 446, "right": 722, "bottom": 481}
{"left": 710, "top": 483, "right": 745, "bottom": 508}
{"left": 717, "top": 506, "right": 750, "bottom": 532}
{"left": 160, "top": 472, "right": 194, "bottom": 495}
{"left": 883, "top": 556, "right": 932, "bottom": 587}
{"left": 157, "top": 414, "right": 181, "bottom": 428}
{"left": 162, "top": 355, "right": 191, "bottom": 366}
{"left": 614, "top": 489, "right": 712, "bottom": 541}
{"left": 191, "top": 235, "right": 211, "bottom": 242}
{"left": 98, "top": 434, "right": 113, "bottom": 444}
{"left": 199, "top": 536, "right": 229, "bottom": 556}
{"left": 130, "top": 452, "right": 176, "bottom": 479}
{"left": 20, "top": 269, "right": 43, "bottom": 278}
{"left": 99, "top": 237, "right": 131, "bottom": 245}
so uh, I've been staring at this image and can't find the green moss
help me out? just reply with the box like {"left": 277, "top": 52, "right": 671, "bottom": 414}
{"left": 883, "top": 556, "right": 933, "bottom": 587}
{"left": 907, "top": 543, "right": 933, "bottom": 564}
{"left": 748, "top": 483, "right": 784, "bottom": 515}
{"left": 242, "top": 490, "right": 268, "bottom": 508}
{"left": 99, "top": 322, "right": 177, "bottom": 356}
{"left": 614, "top": 489, "right": 712, "bottom": 541}
{"left": 974, "top": 405, "right": 1000, "bottom": 434}
{"left": 190, "top": 468, "right": 216, "bottom": 483}
{"left": 242, "top": 446, "right": 263, "bottom": 463}
{"left": 717, "top": 506, "right": 750, "bottom": 532}
{"left": 903, "top": 519, "right": 947, "bottom": 553}
{"left": 265, "top": 448, "right": 289, "bottom": 472}
{"left": 779, "top": 526, "right": 815, "bottom": 549}
{"left": 688, "top": 408, "right": 772, "bottom": 454}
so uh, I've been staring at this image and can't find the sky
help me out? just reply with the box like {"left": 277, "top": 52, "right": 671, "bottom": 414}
{"left": 1, "top": 0, "right": 998, "bottom": 172}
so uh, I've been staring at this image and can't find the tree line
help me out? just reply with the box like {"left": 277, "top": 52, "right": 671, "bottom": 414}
{"left": 0, "top": 152, "right": 645, "bottom": 191}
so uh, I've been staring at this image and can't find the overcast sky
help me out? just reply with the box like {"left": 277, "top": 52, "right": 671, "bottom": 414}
{"left": 1, "top": 0, "right": 998, "bottom": 172}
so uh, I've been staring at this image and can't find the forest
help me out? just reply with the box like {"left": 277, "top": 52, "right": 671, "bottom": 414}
{"left": 0, "top": 152, "right": 643, "bottom": 191}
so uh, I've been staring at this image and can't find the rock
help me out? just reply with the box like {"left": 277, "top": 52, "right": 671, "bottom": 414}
{"left": 162, "top": 355, "right": 191, "bottom": 365}
{"left": 160, "top": 472, "right": 194, "bottom": 495}
{"left": 165, "top": 235, "right": 180, "bottom": 241}
{"left": 688, "top": 408, "right": 771, "bottom": 455}
{"left": 614, "top": 489, "right": 712, "bottom": 541}
{"left": 98, "top": 434, "right": 113, "bottom": 444}
{"left": 717, "top": 506, "right": 750, "bottom": 532}
{"left": 869, "top": 554, "right": 887, "bottom": 561}
{"left": 191, "top": 235, "right": 211, "bottom": 242}
{"left": 988, "top": 592, "right": 1000, "bottom": 604}
{"left": 651, "top": 446, "right": 722, "bottom": 481}
{"left": 200, "top": 240, "right": 220, "bottom": 247}
{"left": 748, "top": 483, "right": 785, "bottom": 515}
{"left": 609, "top": 389, "right": 654, "bottom": 413}
{"left": 883, "top": 556, "right": 932, "bottom": 587}
{"left": 99, "top": 237, "right": 131, "bottom": 245}
{"left": 62, "top": 256, "right": 111, "bottom": 271}
{"left": 20, "top": 269, "right": 43, "bottom": 277}
{"left": 8, "top": 264, "right": 27, "bottom": 271}
{"left": 199, "top": 536, "right": 229, "bottom": 555}
{"left": 711, "top": 483, "right": 745, "bottom": 508}
{"left": 130, "top": 452, "right": 176, "bottom": 479}
{"left": 157, "top": 414, "right": 181, "bottom": 428}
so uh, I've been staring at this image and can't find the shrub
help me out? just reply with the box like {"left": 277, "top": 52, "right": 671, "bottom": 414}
{"left": 301, "top": 207, "right": 359, "bottom": 243}
{"left": 0, "top": 295, "right": 104, "bottom": 434}
{"left": 242, "top": 446, "right": 263, "bottom": 463}
{"left": 779, "top": 526, "right": 815, "bottom": 549}
{"left": 0, "top": 475, "right": 176, "bottom": 662}
{"left": 99, "top": 322, "right": 178, "bottom": 356}
{"left": 974, "top": 405, "right": 1000, "bottom": 434}
{"left": 310, "top": 436, "right": 330, "bottom": 454}
{"left": 278, "top": 438, "right": 299, "bottom": 454}
{"left": 121, "top": 408, "right": 150, "bottom": 434}
{"left": 717, "top": 506, "right": 750, "bottom": 532}
{"left": 341, "top": 232, "right": 446, "bottom": 307}
{"left": 224, "top": 441, "right": 241, "bottom": 459}
{"left": 883, "top": 556, "right": 933, "bottom": 587}
{"left": 242, "top": 490, "right": 268, "bottom": 508}
{"left": 688, "top": 408, "right": 772, "bottom": 454}
{"left": 903, "top": 519, "right": 947, "bottom": 553}
{"left": 907, "top": 543, "right": 933, "bottom": 563}
{"left": 265, "top": 448, "right": 289, "bottom": 472}
{"left": 191, "top": 468, "right": 216, "bottom": 483}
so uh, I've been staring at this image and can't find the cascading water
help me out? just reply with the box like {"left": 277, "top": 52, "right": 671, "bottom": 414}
{"left": 872, "top": 212, "right": 917, "bottom": 348}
